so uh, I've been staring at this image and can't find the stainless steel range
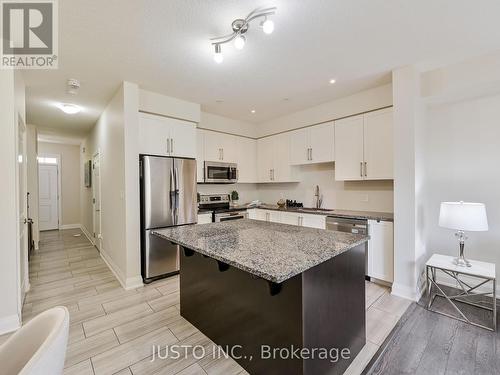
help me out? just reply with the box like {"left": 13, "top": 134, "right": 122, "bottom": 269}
{"left": 199, "top": 194, "right": 248, "bottom": 222}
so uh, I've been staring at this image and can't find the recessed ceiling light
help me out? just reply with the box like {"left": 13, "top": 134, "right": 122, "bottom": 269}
{"left": 329, "top": 79, "right": 336, "bottom": 84}
{"left": 251, "top": 109, "right": 256, "bottom": 114}
{"left": 56, "top": 103, "right": 82, "bottom": 114}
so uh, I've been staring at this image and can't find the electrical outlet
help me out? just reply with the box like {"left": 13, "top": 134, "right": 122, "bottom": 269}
{"left": 361, "top": 194, "right": 369, "bottom": 202}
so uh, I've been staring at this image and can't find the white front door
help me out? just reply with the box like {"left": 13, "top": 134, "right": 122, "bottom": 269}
{"left": 92, "top": 153, "right": 102, "bottom": 250}
{"left": 38, "top": 164, "right": 59, "bottom": 230}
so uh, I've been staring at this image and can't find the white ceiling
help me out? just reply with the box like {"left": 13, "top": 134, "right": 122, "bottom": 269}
{"left": 24, "top": 0, "right": 500, "bottom": 135}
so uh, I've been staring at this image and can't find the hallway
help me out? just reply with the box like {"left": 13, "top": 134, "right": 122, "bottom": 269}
{"left": 23, "top": 229, "right": 246, "bottom": 375}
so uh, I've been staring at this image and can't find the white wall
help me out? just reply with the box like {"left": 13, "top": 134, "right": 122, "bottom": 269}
{"left": 0, "top": 70, "right": 25, "bottom": 334}
{"left": 391, "top": 66, "right": 426, "bottom": 301}
{"left": 81, "top": 82, "right": 142, "bottom": 289}
{"left": 139, "top": 88, "right": 200, "bottom": 123}
{"left": 26, "top": 125, "right": 39, "bottom": 248}
{"left": 256, "top": 84, "right": 393, "bottom": 137}
{"left": 199, "top": 112, "right": 258, "bottom": 138}
{"left": 423, "top": 93, "right": 500, "bottom": 282}
{"left": 257, "top": 164, "right": 393, "bottom": 212}
{"left": 39, "top": 142, "right": 81, "bottom": 226}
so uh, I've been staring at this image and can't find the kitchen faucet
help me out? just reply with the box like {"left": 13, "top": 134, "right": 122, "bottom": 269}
{"left": 314, "top": 185, "right": 323, "bottom": 209}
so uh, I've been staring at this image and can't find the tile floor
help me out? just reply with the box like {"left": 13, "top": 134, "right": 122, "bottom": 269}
{"left": 1, "top": 229, "right": 410, "bottom": 375}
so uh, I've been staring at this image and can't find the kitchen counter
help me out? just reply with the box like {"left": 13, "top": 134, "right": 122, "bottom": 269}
{"left": 153, "top": 219, "right": 367, "bottom": 374}
{"left": 153, "top": 218, "right": 368, "bottom": 283}
{"left": 252, "top": 204, "right": 394, "bottom": 222}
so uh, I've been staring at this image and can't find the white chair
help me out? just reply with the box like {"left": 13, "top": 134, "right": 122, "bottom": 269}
{"left": 0, "top": 306, "right": 69, "bottom": 375}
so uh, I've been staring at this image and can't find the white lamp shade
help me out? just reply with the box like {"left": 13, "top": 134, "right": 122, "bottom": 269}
{"left": 439, "top": 201, "right": 488, "bottom": 231}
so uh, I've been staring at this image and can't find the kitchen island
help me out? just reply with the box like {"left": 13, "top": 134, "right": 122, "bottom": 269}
{"left": 153, "top": 219, "right": 368, "bottom": 375}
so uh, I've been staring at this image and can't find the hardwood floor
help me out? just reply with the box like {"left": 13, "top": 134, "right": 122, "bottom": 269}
{"left": 364, "top": 294, "right": 500, "bottom": 374}
{"left": 16, "top": 229, "right": 410, "bottom": 375}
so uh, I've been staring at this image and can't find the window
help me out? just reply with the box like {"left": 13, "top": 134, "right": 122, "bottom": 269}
{"left": 37, "top": 156, "right": 58, "bottom": 164}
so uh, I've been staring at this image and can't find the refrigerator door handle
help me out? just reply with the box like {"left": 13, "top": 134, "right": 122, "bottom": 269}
{"left": 169, "top": 168, "right": 175, "bottom": 211}
{"left": 174, "top": 167, "right": 180, "bottom": 224}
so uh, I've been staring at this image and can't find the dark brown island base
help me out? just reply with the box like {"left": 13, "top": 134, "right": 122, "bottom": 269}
{"left": 154, "top": 219, "right": 369, "bottom": 375}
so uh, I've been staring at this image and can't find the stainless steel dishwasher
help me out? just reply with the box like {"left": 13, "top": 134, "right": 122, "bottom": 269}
{"left": 326, "top": 215, "right": 369, "bottom": 277}
{"left": 326, "top": 216, "right": 368, "bottom": 235}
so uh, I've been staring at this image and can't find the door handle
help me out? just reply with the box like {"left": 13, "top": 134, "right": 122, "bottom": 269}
{"left": 306, "top": 148, "right": 309, "bottom": 161}
{"left": 23, "top": 218, "right": 27, "bottom": 224}
{"left": 269, "top": 169, "right": 272, "bottom": 181}
{"left": 221, "top": 148, "right": 224, "bottom": 160}
{"left": 167, "top": 138, "right": 170, "bottom": 154}
{"left": 364, "top": 162, "right": 367, "bottom": 177}
{"left": 310, "top": 148, "right": 312, "bottom": 161}
{"left": 360, "top": 162, "right": 363, "bottom": 177}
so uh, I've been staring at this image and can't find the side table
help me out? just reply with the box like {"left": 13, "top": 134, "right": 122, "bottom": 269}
{"left": 426, "top": 254, "right": 496, "bottom": 331}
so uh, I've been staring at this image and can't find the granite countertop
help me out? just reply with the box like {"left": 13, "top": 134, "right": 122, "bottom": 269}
{"left": 153, "top": 219, "right": 368, "bottom": 283}
{"left": 253, "top": 204, "right": 394, "bottom": 222}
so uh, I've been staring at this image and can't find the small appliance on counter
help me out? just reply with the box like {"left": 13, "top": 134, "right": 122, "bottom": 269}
{"left": 199, "top": 193, "right": 248, "bottom": 222}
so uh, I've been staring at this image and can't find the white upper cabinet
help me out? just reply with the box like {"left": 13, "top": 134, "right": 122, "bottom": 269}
{"left": 257, "top": 133, "right": 296, "bottom": 183}
{"left": 237, "top": 137, "right": 257, "bottom": 183}
{"left": 257, "top": 136, "right": 274, "bottom": 182}
{"left": 363, "top": 108, "right": 393, "bottom": 180}
{"left": 289, "top": 122, "right": 335, "bottom": 165}
{"left": 203, "top": 131, "right": 238, "bottom": 163}
{"left": 309, "top": 122, "right": 335, "bottom": 163}
{"left": 334, "top": 115, "right": 364, "bottom": 180}
{"left": 196, "top": 129, "right": 205, "bottom": 183}
{"left": 139, "top": 112, "right": 196, "bottom": 158}
{"left": 334, "top": 108, "right": 393, "bottom": 181}
{"left": 289, "top": 128, "right": 309, "bottom": 165}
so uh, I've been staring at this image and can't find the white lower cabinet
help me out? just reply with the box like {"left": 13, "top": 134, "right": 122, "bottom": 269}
{"left": 250, "top": 209, "right": 326, "bottom": 229}
{"left": 197, "top": 213, "right": 212, "bottom": 224}
{"left": 367, "top": 220, "right": 394, "bottom": 283}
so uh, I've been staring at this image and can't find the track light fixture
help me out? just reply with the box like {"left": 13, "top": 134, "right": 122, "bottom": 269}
{"left": 211, "top": 7, "right": 276, "bottom": 63}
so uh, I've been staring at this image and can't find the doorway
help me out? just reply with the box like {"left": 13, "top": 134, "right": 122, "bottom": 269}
{"left": 17, "top": 115, "right": 28, "bottom": 311}
{"left": 92, "top": 152, "right": 102, "bottom": 250}
{"left": 38, "top": 155, "right": 60, "bottom": 231}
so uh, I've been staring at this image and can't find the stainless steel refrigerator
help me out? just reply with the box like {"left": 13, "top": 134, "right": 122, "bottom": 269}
{"left": 140, "top": 155, "right": 197, "bottom": 283}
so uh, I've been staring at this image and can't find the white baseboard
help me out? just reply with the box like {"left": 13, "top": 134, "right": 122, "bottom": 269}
{"left": 0, "top": 314, "right": 20, "bottom": 335}
{"left": 80, "top": 225, "right": 95, "bottom": 246}
{"left": 59, "top": 223, "right": 81, "bottom": 230}
{"left": 99, "top": 248, "right": 143, "bottom": 291}
{"left": 391, "top": 282, "right": 420, "bottom": 301}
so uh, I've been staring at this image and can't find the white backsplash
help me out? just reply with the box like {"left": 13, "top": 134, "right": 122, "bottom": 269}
{"left": 256, "top": 163, "right": 394, "bottom": 212}
{"left": 197, "top": 164, "right": 393, "bottom": 212}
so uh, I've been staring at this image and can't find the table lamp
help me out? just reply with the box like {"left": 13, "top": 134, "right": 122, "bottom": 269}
{"left": 439, "top": 201, "right": 488, "bottom": 267}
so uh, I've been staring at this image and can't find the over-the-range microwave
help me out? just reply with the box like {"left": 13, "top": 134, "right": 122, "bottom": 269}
{"left": 204, "top": 161, "right": 238, "bottom": 184}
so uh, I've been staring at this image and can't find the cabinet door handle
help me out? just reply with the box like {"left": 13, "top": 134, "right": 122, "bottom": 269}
{"left": 221, "top": 148, "right": 224, "bottom": 160}
{"left": 360, "top": 162, "right": 363, "bottom": 177}
{"left": 272, "top": 169, "right": 275, "bottom": 181}
{"left": 269, "top": 169, "right": 272, "bottom": 180}
{"left": 306, "top": 147, "right": 309, "bottom": 161}
{"left": 310, "top": 148, "right": 313, "bottom": 161}
{"left": 364, "top": 162, "right": 367, "bottom": 177}
{"left": 167, "top": 138, "right": 170, "bottom": 154}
